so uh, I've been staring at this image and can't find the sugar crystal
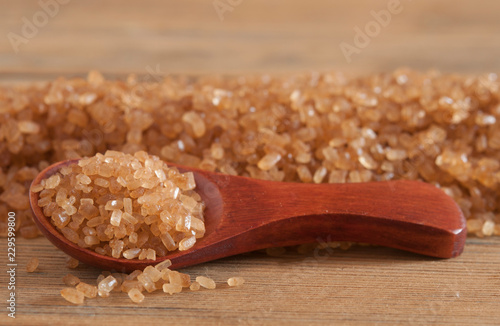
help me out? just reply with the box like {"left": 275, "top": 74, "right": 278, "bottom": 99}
{"left": 227, "top": 277, "right": 245, "bottom": 287}
{"left": 61, "top": 288, "right": 84, "bottom": 304}
{"left": 26, "top": 258, "right": 39, "bottom": 272}
{"left": 196, "top": 276, "right": 216, "bottom": 289}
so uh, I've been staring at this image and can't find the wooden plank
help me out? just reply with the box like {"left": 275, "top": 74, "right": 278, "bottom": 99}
{"left": 1, "top": 0, "right": 500, "bottom": 79}
{"left": 1, "top": 237, "right": 500, "bottom": 325}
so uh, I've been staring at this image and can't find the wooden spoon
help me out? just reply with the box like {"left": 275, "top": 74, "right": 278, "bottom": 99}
{"left": 30, "top": 159, "right": 466, "bottom": 272}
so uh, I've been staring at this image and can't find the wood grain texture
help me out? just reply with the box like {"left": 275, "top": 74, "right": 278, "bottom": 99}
{"left": 1, "top": 0, "right": 500, "bottom": 80}
{"left": 1, "top": 0, "right": 500, "bottom": 324}
{"left": 1, "top": 237, "right": 500, "bottom": 326}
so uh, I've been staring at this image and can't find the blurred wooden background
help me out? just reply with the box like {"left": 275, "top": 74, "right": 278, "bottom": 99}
{"left": 1, "top": 0, "right": 500, "bottom": 81}
{"left": 1, "top": 1, "right": 500, "bottom": 325}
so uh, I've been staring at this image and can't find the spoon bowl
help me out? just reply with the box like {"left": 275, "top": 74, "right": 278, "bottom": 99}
{"left": 30, "top": 159, "right": 467, "bottom": 272}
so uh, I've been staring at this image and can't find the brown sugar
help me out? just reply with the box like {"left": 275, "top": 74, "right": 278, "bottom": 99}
{"left": 60, "top": 288, "right": 85, "bottom": 305}
{"left": 62, "top": 273, "right": 81, "bottom": 286}
{"left": 227, "top": 277, "right": 245, "bottom": 287}
{"left": 26, "top": 257, "right": 39, "bottom": 273}
{"left": 196, "top": 276, "right": 216, "bottom": 289}
{"left": 58, "top": 258, "right": 220, "bottom": 303}
{"left": 2, "top": 70, "right": 499, "bottom": 241}
{"left": 35, "top": 150, "right": 205, "bottom": 259}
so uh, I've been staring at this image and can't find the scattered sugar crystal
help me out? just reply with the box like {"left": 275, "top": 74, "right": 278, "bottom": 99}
{"left": 62, "top": 273, "right": 80, "bottom": 286}
{"left": 76, "top": 282, "right": 98, "bottom": 298}
{"left": 227, "top": 277, "right": 245, "bottom": 287}
{"left": 190, "top": 281, "right": 201, "bottom": 291}
{"left": 137, "top": 273, "right": 156, "bottom": 293}
{"left": 196, "top": 276, "right": 216, "bottom": 289}
{"left": 61, "top": 288, "right": 84, "bottom": 304}
{"left": 66, "top": 257, "right": 79, "bottom": 269}
{"left": 167, "top": 270, "right": 183, "bottom": 285}
{"left": 98, "top": 290, "right": 110, "bottom": 298}
{"left": 163, "top": 283, "right": 182, "bottom": 295}
{"left": 143, "top": 266, "right": 163, "bottom": 282}
{"left": 171, "top": 272, "right": 192, "bottom": 287}
{"left": 26, "top": 258, "right": 39, "bottom": 272}
{"left": 128, "top": 288, "right": 145, "bottom": 303}
{"left": 179, "top": 273, "right": 192, "bottom": 287}
{"left": 126, "top": 270, "right": 143, "bottom": 281}
{"left": 121, "top": 280, "right": 142, "bottom": 292}
{"left": 98, "top": 275, "right": 118, "bottom": 293}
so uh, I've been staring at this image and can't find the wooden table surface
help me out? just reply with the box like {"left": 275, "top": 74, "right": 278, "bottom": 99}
{"left": 1, "top": 1, "right": 500, "bottom": 325}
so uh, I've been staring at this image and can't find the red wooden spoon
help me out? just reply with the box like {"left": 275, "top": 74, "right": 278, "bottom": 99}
{"left": 30, "top": 159, "right": 466, "bottom": 272}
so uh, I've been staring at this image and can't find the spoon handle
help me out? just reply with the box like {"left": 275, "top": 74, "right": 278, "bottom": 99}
{"left": 218, "top": 178, "right": 466, "bottom": 258}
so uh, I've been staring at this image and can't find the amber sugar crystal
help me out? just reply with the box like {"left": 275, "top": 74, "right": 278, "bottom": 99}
{"left": 227, "top": 277, "right": 245, "bottom": 287}
{"left": 60, "top": 288, "right": 84, "bottom": 305}
{"left": 196, "top": 276, "right": 216, "bottom": 289}
{"left": 128, "top": 288, "right": 144, "bottom": 303}
{"left": 58, "top": 258, "right": 221, "bottom": 304}
{"left": 62, "top": 273, "right": 81, "bottom": 286}
{"left": 26, "top": 257, "right": 39, "bottom": 273}
{"left": 35, "top": 150, "right": 205, "bottom": 259}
